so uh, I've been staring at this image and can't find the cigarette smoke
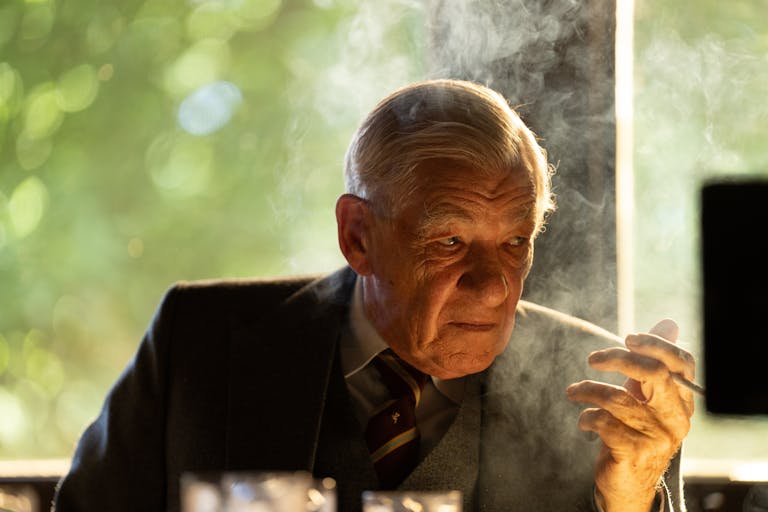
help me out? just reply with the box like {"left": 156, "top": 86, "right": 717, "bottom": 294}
{"left": 279, "top": 0, "right": 619, "bottom": 329}
{"left": 281, "top": 0, "right": 619, "bottom": 324}
{"left": 427, "top": 0, "right": 618, "bottom": 332}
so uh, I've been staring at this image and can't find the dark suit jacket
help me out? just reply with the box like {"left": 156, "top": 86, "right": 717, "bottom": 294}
{"left": 53, "top": 267, "right": 684, "bottom": 511}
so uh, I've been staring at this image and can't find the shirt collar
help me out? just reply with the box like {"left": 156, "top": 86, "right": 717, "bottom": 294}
{"left": 341, "top": 276, "right": 464, "bottom": 404}
{"left": 341, "top": 276, "right": 388, "bottom": 378}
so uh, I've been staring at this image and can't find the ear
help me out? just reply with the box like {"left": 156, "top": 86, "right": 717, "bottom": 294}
{"left": 335, "top": 194, "right": 374, "bottom": 275}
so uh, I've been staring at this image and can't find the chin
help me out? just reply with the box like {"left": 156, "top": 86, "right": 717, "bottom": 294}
{"left": 420, "top": 330, "right": 509, "bottom": 378}
{"left": 436, "top": 351, "right": 498, "bottom": 379}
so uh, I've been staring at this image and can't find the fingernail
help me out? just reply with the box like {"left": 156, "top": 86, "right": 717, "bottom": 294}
{"left": 625, "top": 335, "right": 639, "bottom": 347}
{"left": 588, "top": 351, "right": 605, "bottom": 363}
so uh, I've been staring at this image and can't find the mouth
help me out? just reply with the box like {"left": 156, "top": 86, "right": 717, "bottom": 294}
{"left": 449, "top": 322, "right": 497, "bottom": 332}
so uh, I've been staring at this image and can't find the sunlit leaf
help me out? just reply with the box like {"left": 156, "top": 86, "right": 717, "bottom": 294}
{"left": 0, "top": 389, "right": 25, "bottom": 446}
{"left": 8, "top": 175, "right": 48, "bottom": 238}
{"left": 186, "top": 2, "right": 238, "bottom": 41}
{"left": 0, "top": 63, "right": 25, "bottom": 122}
{"left": 56, "top": 64, "right": 99, "bottom": 113}
{"left": 21, "top": 83, "right": 63, "bottom": 140}
{"left": 164, "top": 38, "right": 231, "bottom": 97}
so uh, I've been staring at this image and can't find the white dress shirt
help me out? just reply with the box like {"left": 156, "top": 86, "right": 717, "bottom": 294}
{"left": 340, "top": 277, "right": 465, "bottom": 459}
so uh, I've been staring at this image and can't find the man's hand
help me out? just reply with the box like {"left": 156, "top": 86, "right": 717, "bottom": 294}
{"left": 566, "top": 319, "right": 695, "bottom": 512}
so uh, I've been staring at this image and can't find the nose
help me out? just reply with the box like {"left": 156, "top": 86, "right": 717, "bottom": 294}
{"left": 458, "top": 245, "right": 509, "bottom": 307}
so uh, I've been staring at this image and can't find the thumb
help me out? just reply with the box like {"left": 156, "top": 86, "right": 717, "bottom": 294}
{"left": 649, "top": 318, "right": 679, "bottom": 344}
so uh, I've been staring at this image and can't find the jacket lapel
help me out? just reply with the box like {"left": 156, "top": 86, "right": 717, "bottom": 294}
{"left": 224, "top": 268, "right": 357, "bottom": 472}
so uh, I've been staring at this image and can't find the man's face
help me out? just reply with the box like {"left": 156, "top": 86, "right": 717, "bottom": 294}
{"left": 362, "top": 162, "right": 538, "bottom": 379}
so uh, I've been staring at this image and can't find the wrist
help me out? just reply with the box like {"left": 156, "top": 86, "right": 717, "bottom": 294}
{"left": 596, "top": 486, "right": 657, "bottom": 512}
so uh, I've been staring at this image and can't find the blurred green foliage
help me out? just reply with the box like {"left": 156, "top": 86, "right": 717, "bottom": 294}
{"left": 1, "top": 0, "right": 766, "bottom": 464}
{"left": 0, "top": 0, "right": 424, "bottom": 458}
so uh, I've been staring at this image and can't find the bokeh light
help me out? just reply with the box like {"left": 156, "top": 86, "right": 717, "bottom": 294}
{"left": 0, "top": 63, "right": 24, "bottom": 121}
{"left": 56, "top": 64, "right": 99, "bottom": 113}
{"left": 0, "top": 389, "right": 25, "bottom": 445}
{"left": 178, "top": 80, "right": 242, "bottom": 135}
{"left": 8, "top": 176, "right": 48, "bottom": 238}
{"left": 164, "top": 38, "right": 231, "bottom": 97}
{"left": 21, "top": 84, "right": 63, "bottom": 140}
{"left": 146, "top": 132, "right": 214, "bottom": 195}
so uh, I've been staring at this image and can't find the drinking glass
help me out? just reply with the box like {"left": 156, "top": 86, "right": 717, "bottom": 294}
{"left": 362, "top": 490, "right": 462, "bottom": 512}
{"left": 222, "top": 471, "right": 312, "bottom": 512}
{"left": 0, "top": 484, "right": 38, "bottom": 512}
{"left": 307, "top": 477, "right": 337, "bottom": 512}
{"left": 181, "top": 471, "right": 336, "bottom": 512}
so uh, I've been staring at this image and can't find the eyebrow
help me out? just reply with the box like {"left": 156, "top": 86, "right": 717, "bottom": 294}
{"left": 417, "top": 202, "right": 536, "bottom": 237}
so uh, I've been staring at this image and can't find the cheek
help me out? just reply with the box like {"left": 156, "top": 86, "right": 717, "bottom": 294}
{"left": 521, "top": 246, "right": 535, "bottom": 276}
{"left": 506, "top": 249, "right": 534, "bottom": 285}
{"left": 409, "top": 268, "right": 460, "bottom": 328}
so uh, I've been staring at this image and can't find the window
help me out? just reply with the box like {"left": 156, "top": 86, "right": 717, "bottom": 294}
{"left": 1, "top": 0, "right": 765, "bottom": 483}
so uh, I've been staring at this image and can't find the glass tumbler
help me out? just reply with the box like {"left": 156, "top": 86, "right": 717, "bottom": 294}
{"left": 362, "top": 490, "right": 462, "bottom": 512}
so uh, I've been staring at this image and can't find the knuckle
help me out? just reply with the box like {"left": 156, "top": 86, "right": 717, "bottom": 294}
{"left": 679, "top": 347, "right": 695, "bottom": 365}
{"left": 580, "top": 408, "right": 610, "bottom": 429}
{"left": 658, "top": 434, "right": 681, "bottom": 458}
{"left": 615, "top": 391, "right": 637, "bottom": 409}
{"left": 648, "top": 359, "right": 667, "bottom": 378}
{"left": 678, "top": 413, "right": 692, "bottom": 436}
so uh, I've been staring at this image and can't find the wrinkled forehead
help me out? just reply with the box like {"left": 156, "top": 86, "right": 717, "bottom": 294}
{"left": 396, "top": 160, "right": 538, "bottom": 224}
{"left": 408, "top": 158, "right": 537, "bottom": 202}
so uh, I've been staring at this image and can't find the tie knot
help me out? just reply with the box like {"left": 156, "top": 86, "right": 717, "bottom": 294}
{"left": 374, "top": 350, "right": 428, "bottom": 406}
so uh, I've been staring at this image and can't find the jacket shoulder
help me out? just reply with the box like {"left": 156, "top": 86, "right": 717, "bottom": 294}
{"left": 516, "top": 299, "right": 621, "bottom": 346}
{"left": 162, "top": 274, "right": 325, "bottom": 317}
{"left": 505, "top": 299, "right": 625, "bottom": 386}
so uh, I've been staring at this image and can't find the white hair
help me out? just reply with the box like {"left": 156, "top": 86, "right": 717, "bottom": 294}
{"left": 343, "top": 79, "right": 555, "bottom": 232}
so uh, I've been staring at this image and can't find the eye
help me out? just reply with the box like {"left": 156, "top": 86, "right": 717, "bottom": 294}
{"left": 507, "top": 236, "right": 528, "bottom": 247}
{"left": 438, "top": 236, "right": 462, "bottom": 247}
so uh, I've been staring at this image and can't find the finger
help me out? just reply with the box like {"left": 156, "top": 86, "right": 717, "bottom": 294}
{"left": 624, "top": 334, "right": 696, "bottom": 381}
{"left": 622, "top": 319, "right": 683, "bottom": 401}
{"left": 589, "top": 348, "right": 670, "bottom": 383}
{"left": 577, "top": 408, "right": 682, "bottom": 465}
{"left": 588, "top": 348, "right": 692, "bottom": 405}
{"left": 577, "top": 408, "right": 648, "bottom": 452}
{"left": 623, "top": 377, "right": 646, "bottom": 402}
{"left": 649, "top": 318, "right": 679, "bottom": 342}
{"left": 567, "top": 380, "right": 657, "bottom": 433}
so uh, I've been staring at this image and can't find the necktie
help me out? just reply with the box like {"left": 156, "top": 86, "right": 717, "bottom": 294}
{"left": 364, "top": 349, "right": 428, "bottom": 489}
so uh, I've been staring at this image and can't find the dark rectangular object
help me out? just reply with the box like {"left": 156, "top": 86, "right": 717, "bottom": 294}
{"left": 702, "top": 179, "right": 768, "bottom": 415}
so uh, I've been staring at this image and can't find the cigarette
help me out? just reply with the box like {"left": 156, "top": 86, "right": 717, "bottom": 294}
{"left": 670, "top": 372, "right": 706, "bottom": 395}
{"left": 606, "top": 331, "right": 705, "bottom": 396}
{"left": 552, "top": 312, "right": 706, "bottom": 396}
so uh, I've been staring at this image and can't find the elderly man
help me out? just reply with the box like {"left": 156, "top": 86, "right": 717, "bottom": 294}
{"left": 54, "top": 80, "right": 694, "bottom": 511}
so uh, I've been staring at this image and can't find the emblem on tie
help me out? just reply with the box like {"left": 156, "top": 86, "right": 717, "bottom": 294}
{"left": 365, "top": 350, "right": 428, "bottom": 489}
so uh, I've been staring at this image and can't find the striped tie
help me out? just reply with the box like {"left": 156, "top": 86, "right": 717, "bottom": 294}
{"left": 365, "top": 349, "right": 428, "bottom": 489}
